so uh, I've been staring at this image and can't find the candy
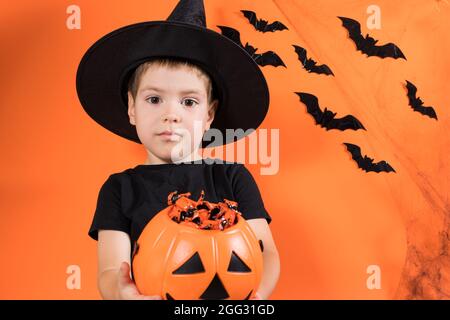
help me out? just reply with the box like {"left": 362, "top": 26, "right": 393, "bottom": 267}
{"left": 167, "top": 190, "right": 241, "bottom": 230}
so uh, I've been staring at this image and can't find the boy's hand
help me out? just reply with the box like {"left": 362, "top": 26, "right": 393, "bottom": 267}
{"left": 117, "top": 261, "right": 162, "bottom": 300}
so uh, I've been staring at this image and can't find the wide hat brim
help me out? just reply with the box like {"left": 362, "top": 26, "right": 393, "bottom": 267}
{"left": 76, "top": 20, "right": 270, "bottom": 148}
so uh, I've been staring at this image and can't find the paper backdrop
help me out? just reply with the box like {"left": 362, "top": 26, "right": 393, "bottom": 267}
{"left": 0, "top": 0, "right": 448, "bottom": 299}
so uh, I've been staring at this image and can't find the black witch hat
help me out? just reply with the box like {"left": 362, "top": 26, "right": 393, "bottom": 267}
{"left": 76, "top": 0, "right": 270, "bottom": 147}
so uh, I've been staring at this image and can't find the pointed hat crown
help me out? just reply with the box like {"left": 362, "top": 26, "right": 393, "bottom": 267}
{"left": 167, "top": 0, "right": 206, "bottom": 27}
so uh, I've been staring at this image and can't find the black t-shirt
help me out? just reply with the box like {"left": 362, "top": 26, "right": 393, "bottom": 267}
{"left": 88, "top": 158, "right": 272, "bottom": 246}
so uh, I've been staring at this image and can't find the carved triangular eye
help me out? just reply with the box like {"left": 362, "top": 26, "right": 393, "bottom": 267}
{"left": 227, "top": 251, "right": 251, "bottom": 272}
{"left": 172, "top": 252, "right": 205, "bottom": 274}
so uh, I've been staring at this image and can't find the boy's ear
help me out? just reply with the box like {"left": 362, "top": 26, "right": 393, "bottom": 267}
{"left": 127, "top": 91, "right": 136, "bottom": 126}
{"left": 206, "top": 99, "right": 218, "bottom": 128}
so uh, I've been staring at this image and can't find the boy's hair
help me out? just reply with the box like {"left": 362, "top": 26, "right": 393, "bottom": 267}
{"left": 127, "top": 57, "right": 218, "bottom": 108}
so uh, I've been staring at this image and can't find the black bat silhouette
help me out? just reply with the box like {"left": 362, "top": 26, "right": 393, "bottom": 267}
{"left": 241, "top": 10, "right": 288, "bottom": 33}
{"left": 295, "top": 92, "right": 366, "bottom": 131}
{"left": 344, "top": 143, "right": 396, "bottom": 173}
{"left": 338, "top": 16, "right": 406, "bottom": 60}
{"left": 405, "top": 80, "right": 438, "bottom": 120}
{"left": 217, "top": 25, "right": 286, "bottom": 67}
{"left": 293, "top": 45, "right": 334, "bottom": 76}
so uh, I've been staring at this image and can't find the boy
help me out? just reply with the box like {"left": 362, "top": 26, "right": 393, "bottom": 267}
{"left": 76, "top": 0, "right": 280, "bottom": 300}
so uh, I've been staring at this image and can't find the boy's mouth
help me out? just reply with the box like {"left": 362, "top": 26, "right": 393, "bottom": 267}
{"left": 157, "top": 130, "right": 179, "bottom": 136}
{"left": 157, "top": 130, "right": 182, "bottom": 142}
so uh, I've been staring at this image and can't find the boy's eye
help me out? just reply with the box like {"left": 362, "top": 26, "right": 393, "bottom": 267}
{"left": 145, "top": 97, "right": 198, "bottom": 107}
{"left": 183, "top": 99, "right": 198, "bottom": 107}
{"left": 146, "top": 96, "right": 160, "bottom": 104}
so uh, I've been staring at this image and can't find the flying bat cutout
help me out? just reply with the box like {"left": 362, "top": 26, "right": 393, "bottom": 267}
{"left": 217, "top": 25, "right": 286, "bottom": 67}
{"left": 295, "top": 92, "right": 366, "bottom": 131}
{"left": 405, "top": 80, "right": 438, "bottom": 120}
{"left": 241, "top": 10, "right": 289, "bottom": 33}
{"left": 293, "top": 45, "right": 334, "bottom": 76}
{"left": 344, "top": 143, "right": 396, "bottom": 173}
{"left": 338, "top": 16, "right": 407, "bottom": 60}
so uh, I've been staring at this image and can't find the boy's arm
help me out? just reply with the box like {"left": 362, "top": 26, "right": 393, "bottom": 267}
{"left": 246, "top": 218, "right": 280, "bottom": 300}
{"left": 97, "top": 230, "right": 161, "bottom": 300}
{"left": 97, "top": 230, "right": 131, "bottom": 299}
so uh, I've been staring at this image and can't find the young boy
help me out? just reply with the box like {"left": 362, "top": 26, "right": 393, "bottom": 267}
{"left": 76, "top": 0, "right": 280, "bottom": 300}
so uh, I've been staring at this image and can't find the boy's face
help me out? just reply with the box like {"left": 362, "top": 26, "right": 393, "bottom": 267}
{"left": 127, "top": 64, "right": 217, "bottom": 164}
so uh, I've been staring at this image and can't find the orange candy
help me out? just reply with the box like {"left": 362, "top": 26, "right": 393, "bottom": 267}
{"left": 167, "top": 190, "right": 241, "bottom": 231}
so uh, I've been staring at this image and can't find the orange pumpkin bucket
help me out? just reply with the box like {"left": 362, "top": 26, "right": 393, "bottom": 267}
{"left": 131, "top": 190, "right": 264, "bottom": 300}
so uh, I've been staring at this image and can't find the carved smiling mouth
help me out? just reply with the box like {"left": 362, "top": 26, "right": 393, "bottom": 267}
{"left": 164, "top": 251, "right": 255, "bottom": 300}
{"left": 165, "top": 273, "right": 253, "bottom": 300}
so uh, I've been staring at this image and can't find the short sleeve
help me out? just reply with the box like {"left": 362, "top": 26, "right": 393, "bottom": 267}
{"left": 88, "top": 174, "right": 132, "bottom": 241}
{"left": 232, "top": 164, "right": 272, "bottom": 224}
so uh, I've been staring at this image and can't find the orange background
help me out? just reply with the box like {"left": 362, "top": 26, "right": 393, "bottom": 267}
{"left": 0, "top": 0, "right": 448, "bottom": 299}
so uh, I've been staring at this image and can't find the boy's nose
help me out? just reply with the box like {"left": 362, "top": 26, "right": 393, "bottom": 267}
{"left": 161, "top": 100, "right": 182, "bottom": 123}
{"left": 162, "top": 101, "right": 181, "bottom": 122}
{"left": 162, "top": 112, "right": 181, "bottom": 123}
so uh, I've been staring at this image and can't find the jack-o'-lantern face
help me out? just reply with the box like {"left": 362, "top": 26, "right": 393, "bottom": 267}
{"left": 131, "top": 193, "right": 264, "bottom": 300}
{"left": 165, "top": 245, "right": 259, "bottom": 300}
